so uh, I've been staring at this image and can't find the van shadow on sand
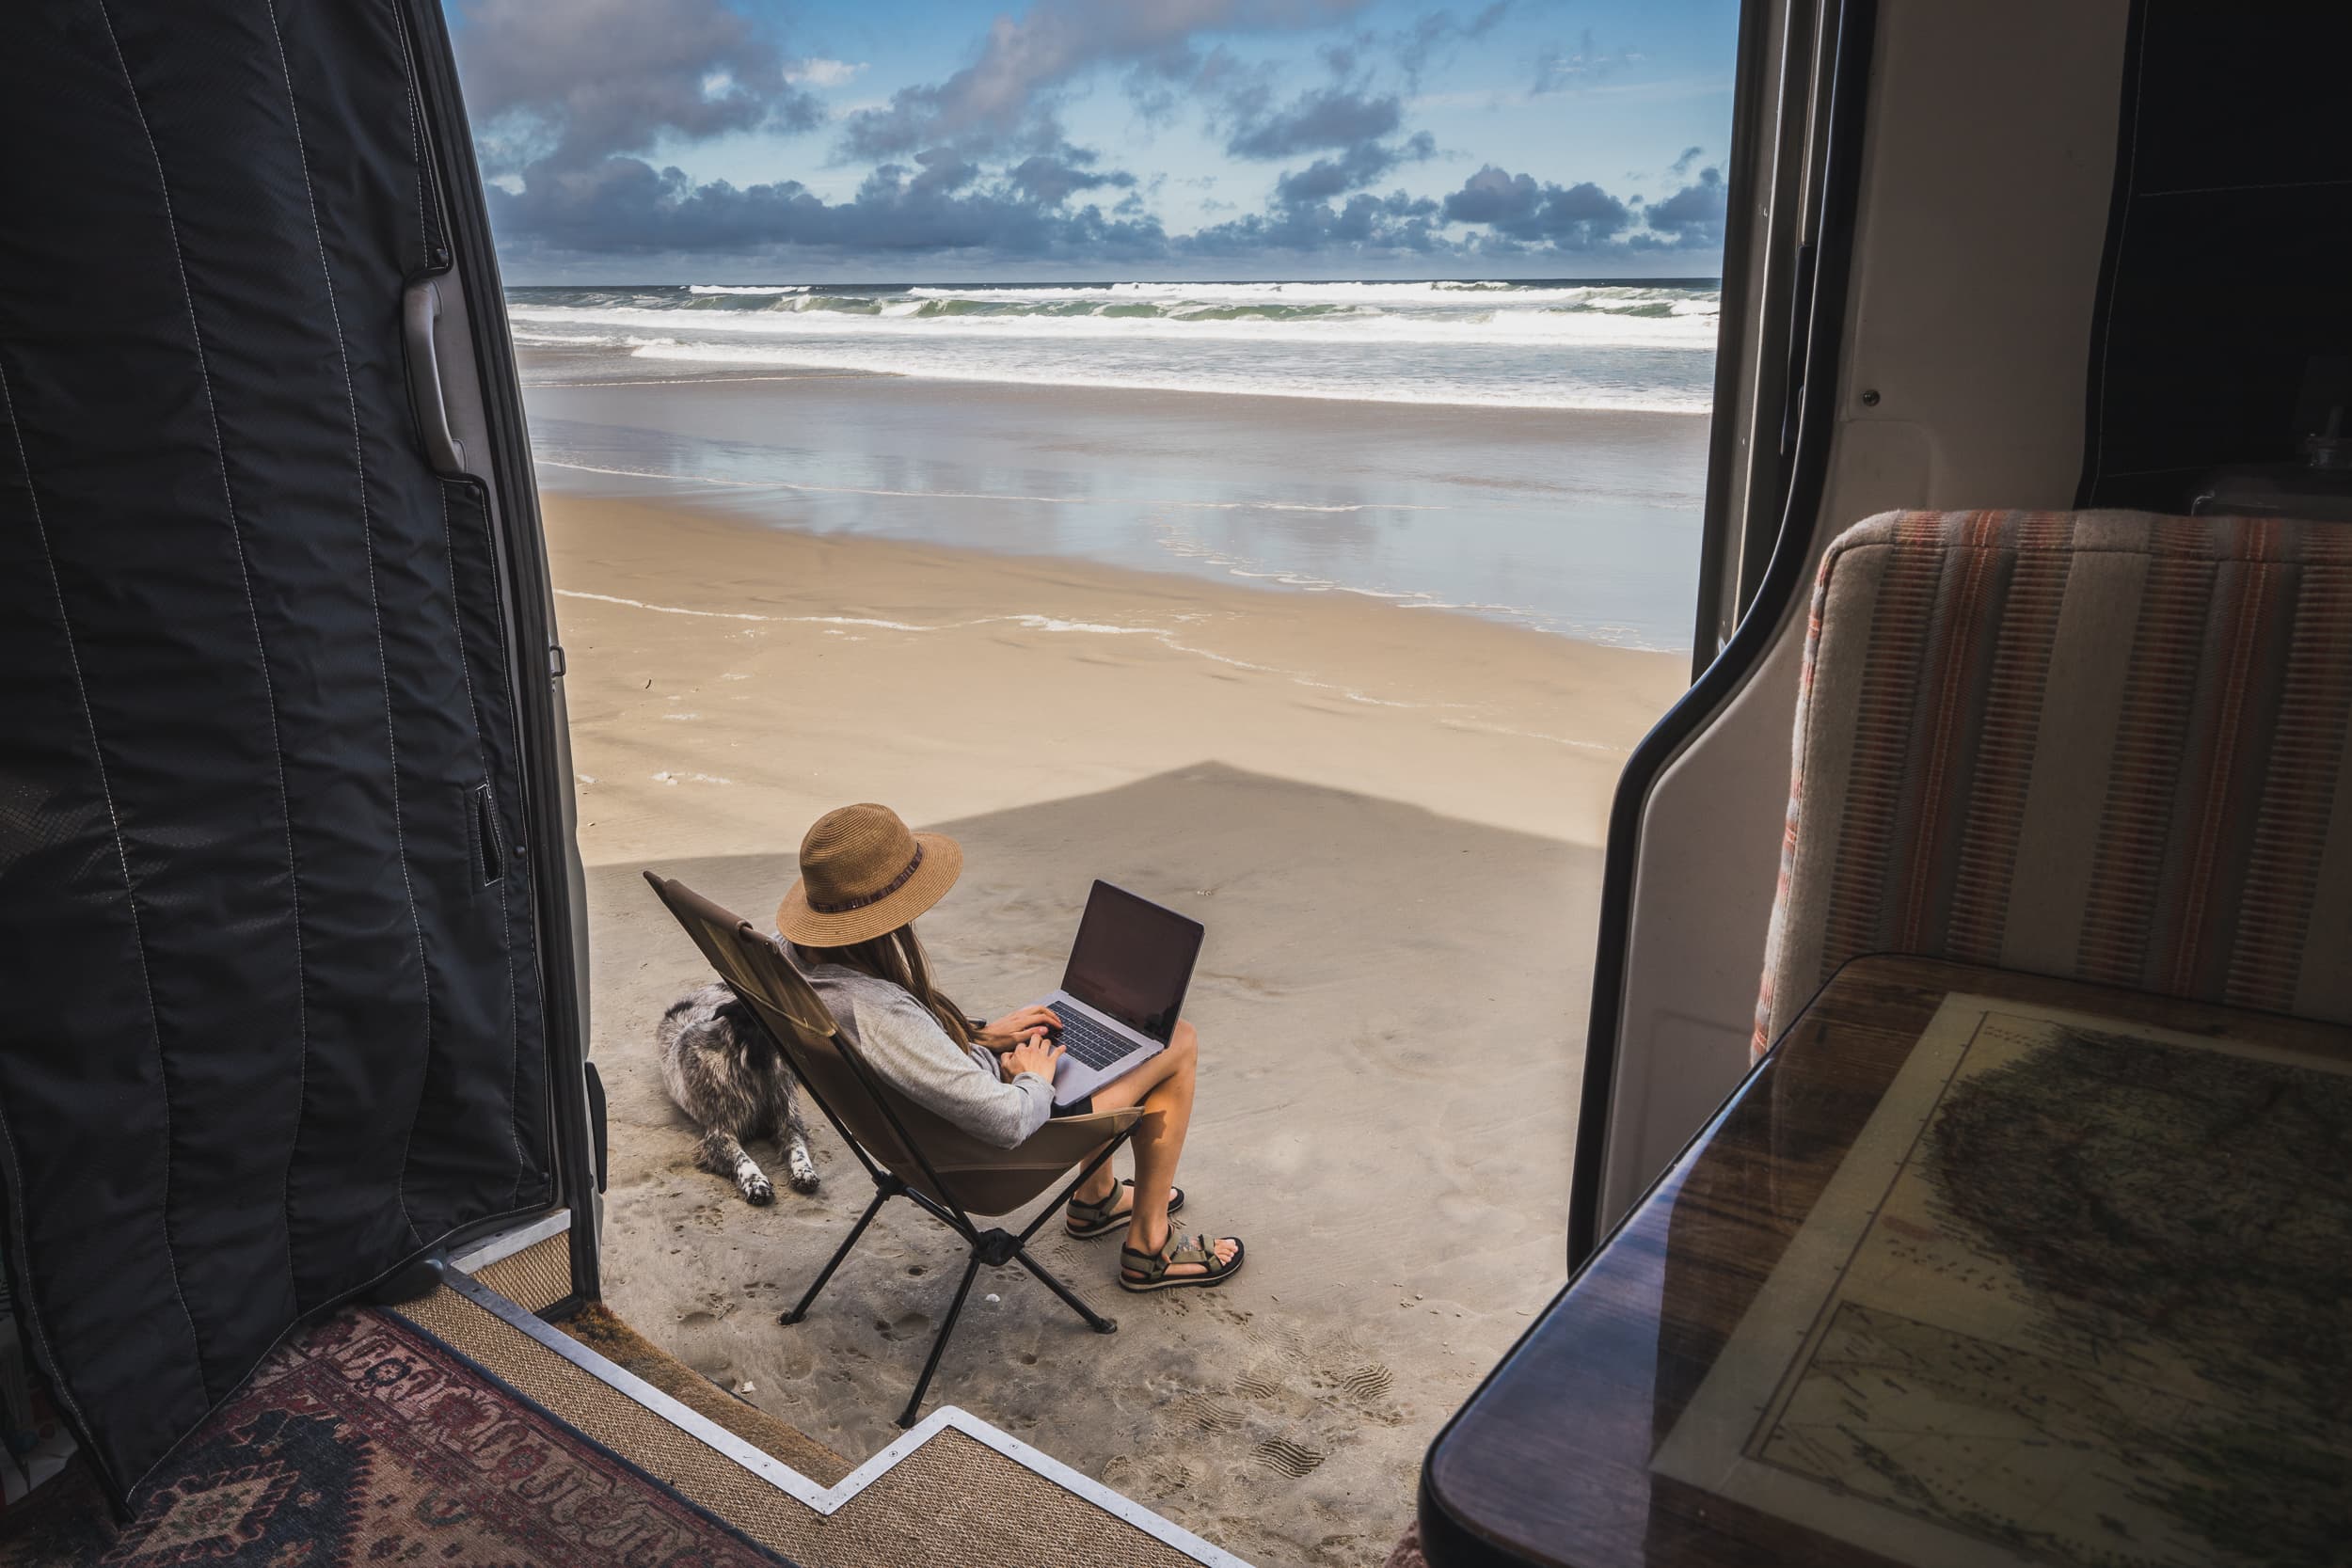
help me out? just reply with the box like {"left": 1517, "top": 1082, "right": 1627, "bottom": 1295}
{"left": 585, "top": 762, "right": 1599, "bottom": 1568}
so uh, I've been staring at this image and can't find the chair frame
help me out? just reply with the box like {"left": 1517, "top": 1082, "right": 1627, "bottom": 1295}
{"left": 642, "top": 868, "right": 1137, "bottom": 1426}
{"left": 758, "top": 990, "right": 1134, "bottom": 1427}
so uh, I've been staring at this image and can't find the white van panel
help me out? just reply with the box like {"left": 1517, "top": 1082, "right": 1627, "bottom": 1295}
{"left": 1594, "top": 0, "right": 2132, "bottom": 1233}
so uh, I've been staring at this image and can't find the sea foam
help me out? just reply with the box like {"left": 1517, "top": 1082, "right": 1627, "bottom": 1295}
{"left": 507, "top": 278, "right": 1720, "bottom": 414}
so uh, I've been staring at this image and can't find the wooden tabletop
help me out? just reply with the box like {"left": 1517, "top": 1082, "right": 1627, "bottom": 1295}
{"left": 1418, "top": 956, "right": 2352, "bottom": 1568}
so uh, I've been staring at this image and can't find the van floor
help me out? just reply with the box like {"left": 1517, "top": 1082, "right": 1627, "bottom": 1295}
{"left": 394, "top": 1235, "right": 1210, "bottom": 1568}
{"left": 0, "top": 1235, "right": 1216, "bottom": 1568}
{"left": 0, "top": 1307, "right": 795, "bottom": 1568}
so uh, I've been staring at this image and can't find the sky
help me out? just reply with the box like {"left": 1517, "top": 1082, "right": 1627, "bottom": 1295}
{"left": 443, "top": 0, "right": 1741, "bottom": 283}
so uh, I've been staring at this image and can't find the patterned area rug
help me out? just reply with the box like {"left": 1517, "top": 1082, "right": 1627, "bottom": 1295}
{"left": 0, "top": 1309, "right": 793, "bottom": 1567}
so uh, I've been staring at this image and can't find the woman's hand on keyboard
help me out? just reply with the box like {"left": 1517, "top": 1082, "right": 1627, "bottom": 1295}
{"left": 1004, "top": 1032, "right": 1066, "bottom": 1085}
{"left": 979, "top": 1004, "right": 1062, "bottom": 1051}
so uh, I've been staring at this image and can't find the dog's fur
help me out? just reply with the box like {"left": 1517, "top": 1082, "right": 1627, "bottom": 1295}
{"left": 657, "top": 983, "right": 819, "bottom": 1204}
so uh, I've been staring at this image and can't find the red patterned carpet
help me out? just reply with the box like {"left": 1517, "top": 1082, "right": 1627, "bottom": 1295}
{"left": 0, "top": 1308, "right": 793, "bottom": 1567}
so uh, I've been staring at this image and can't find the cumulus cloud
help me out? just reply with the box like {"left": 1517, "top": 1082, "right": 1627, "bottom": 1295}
{"left": 453, "top": 0, "right": 1728, "bottom": 273}
{"left": 485, "top": 155, "right": 1168, "bottom": 261}
{"left": 1226, "top": 85, "right": 1402, "bottom": 159}
{"left": 489, "top": 151, "right": 1717, "bottom": 269}
{"left": 453, "top": 0, "right": 821, "bottom": 172}
{"left": 455, "top": 0, "right": 1173, "bottom": 263}
{"left": 1638, "top": 166, "right": 1728, "bottom": 248}
{"left": 837, "top": 0, "right": 1371, "bottom": 161}
{"left": 1184, "top": 187, "right": 1442, "bottom": 257}
{"left": 1441, "top": 165, "right": 1633, "bottom": 248}
{"left": 1272, "top": 130, "right": 1434, "bottom": 203}
{"left": 1218, "top": 61, "right": 1446, "bottom": 218}
{"left": 1008, "top": 151, "right": 1139, "bottom": 207}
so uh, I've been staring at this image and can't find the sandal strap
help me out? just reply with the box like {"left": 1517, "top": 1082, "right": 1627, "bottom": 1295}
{"left": 1070, "top": 1179, "right": 1132, "bottom": 1224}
{"left": 1070, "top": 1180, "right": 1183, "bottom": 1227}
{"left": 1120, "top": 1230, "right": 1233, "bottom": 1281}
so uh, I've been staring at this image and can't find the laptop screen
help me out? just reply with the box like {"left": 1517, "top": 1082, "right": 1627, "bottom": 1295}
{"left": 1060, "top": 880, "right": 1204, "bottom": 1042}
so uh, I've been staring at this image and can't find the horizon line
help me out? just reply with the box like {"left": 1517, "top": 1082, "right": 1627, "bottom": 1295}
{"left": 503, "top": 274, "right": 1727, "bottom": 289}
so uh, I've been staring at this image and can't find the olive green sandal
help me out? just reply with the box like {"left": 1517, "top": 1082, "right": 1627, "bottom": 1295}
{"left": 1065, "top": 1179, "right": 1183, "bottom": 1240}
{"left": 1119, "top": 1230, "right": 1244, "bottom": 1292}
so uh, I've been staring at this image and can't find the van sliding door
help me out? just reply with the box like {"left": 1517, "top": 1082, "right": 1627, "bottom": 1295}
{"left": 0, "top": 0, "right": 582, "bottom": 1504}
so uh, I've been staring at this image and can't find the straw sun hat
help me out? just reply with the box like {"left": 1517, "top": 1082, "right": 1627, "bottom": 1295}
{"left": 776, "top": 803, "right": 963, "bottom": 947}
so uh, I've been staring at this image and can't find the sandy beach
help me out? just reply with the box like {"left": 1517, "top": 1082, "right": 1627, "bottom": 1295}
{"left": 554, "top": 483, "right": 1685, "bottom": 1565}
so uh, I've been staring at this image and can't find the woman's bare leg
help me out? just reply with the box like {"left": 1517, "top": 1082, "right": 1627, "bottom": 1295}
{"left": 1070, "top": 1022, "right": 1189, "bottom": 1204}
{"left": 1070, "top": 1022, "right": 1235, "bottom": 1273}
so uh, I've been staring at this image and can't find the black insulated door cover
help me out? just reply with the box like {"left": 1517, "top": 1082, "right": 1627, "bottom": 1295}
{"left": 0, "top": 0, "right": 553, "bottom": 1501}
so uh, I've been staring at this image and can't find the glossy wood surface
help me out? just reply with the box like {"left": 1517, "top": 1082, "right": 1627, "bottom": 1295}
{"left": 1420, "top": 956, "right": 2352, "bottom": 1568}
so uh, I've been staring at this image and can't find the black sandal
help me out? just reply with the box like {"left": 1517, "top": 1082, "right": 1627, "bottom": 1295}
{"left": 1065, "top": 1179, "right": 1183, "bottom": 1240}
{"left": 1120, "top": 1229, "right": 1244, "bottom": 1292}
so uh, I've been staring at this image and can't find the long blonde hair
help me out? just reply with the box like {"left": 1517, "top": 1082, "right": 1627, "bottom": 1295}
{"left": 799, "top": 922, "right": 975, "bottom": 1046}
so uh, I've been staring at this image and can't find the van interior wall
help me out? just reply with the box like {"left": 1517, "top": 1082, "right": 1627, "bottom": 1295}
{"left": 2080, "top": 5, "right": 2352, "bottom": 511}
{"left": 1594, "top": 0, "right": 2133, "bottom": 1231}
{"left": 0, "top": 0, "right": 555, "bottom": 1501}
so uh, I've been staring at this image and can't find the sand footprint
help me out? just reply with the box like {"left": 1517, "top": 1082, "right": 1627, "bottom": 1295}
{"left": 1136, "top": 1308, "right": 1402, "bottom": 1505}
{"left": 1104, "top": 1453, "right": 1200, "bottom": 1496}
{"left": 1148, "top": 1457, "right": 1200, "bottom": 1492}
{"left": 1239, "top": 1315, "right": 1315, "bottom": 1367}
{"left": 1230, "top": 1369, "right": 1285, "bottom": 1402}
{"left": 1332, "top": 1364, "right": 1405, "bottom": 1427}
{"left": 1170, "top": 1390, "right": 1243, "bottom": 1433}
{"left": 1251, "top": 1436, "right": 1328, "bottom": 1478}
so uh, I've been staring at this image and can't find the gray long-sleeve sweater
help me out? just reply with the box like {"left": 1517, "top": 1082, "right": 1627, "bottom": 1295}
{"left": 797, "top": 958, "right": 1052, "bottom": 1149}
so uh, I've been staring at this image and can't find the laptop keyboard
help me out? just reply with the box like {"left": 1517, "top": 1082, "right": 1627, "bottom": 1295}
{"left": 1056, "top": 1009, "right": 1141, "bottom": 1070}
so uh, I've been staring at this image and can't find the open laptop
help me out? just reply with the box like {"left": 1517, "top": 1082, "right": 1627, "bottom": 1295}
{"left": 1031, "top": 880, "right": 1205, "bottom": 1106}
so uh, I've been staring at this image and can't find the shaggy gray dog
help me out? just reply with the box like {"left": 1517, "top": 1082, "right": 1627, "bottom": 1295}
{"left": 657, "top": 983, "right": 819, "bottom": 1204}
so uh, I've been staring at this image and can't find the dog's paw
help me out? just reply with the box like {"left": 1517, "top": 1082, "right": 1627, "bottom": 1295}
{"left": 787, "top": 1145, "right": 820, "bottom": 1194}
{"left": 740, "top": 1175, "right": 776, "bottom": 1206}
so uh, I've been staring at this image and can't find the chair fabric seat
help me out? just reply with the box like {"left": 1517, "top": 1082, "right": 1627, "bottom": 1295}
{"left": 1756, "top": 509, "right": 2352, "bottom": 1055}
{"left": 771, "top": 1006, "right": 1135, "bottom": 1213}
{"left": 642, "top": 870, "right": 1141, "bottom": 1427}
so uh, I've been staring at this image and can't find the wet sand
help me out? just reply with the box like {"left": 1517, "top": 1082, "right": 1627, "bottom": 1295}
{"left": 551, "top": 491, "right": 1685, "bottom": 1566}
{"left": 522, "top": 352, "right": 1712, "bottom": 650}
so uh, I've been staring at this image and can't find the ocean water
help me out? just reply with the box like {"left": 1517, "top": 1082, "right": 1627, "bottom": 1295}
{"left": 514, "top": 278, "right": 1717, "bottom": 650}
{"left": 506, "top": 278, "right": 1720, "bottom": 414}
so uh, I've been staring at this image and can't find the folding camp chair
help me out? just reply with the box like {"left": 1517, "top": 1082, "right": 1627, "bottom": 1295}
{"left": 643, "top": 871, "right": 1143, "bottom": 1426}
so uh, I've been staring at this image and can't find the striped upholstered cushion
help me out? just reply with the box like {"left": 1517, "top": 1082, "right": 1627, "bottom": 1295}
{"left": 1755, "top": 510, "right": 2352, "bottom": 1055}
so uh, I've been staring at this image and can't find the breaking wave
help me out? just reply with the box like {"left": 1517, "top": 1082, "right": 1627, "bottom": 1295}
{"left": 508, "top": 277, "right": 1720, "bottom": 412}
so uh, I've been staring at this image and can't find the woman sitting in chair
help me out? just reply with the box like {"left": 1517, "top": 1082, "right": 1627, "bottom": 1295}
{"left": 778, "top": 802, "right": 1244, "bottom": 1294}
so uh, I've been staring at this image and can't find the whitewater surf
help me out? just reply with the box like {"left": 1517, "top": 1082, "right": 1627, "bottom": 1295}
{"left": 505, "top": 277, "right": 1721, "bottom": 413}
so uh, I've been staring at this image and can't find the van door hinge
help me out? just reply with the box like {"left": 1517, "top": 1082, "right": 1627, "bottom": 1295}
{"left": 548, "top": 643, "right": 566, "bottom": 679}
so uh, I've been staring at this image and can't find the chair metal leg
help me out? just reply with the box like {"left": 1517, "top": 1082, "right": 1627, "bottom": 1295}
{"left": 1013, "top": 1129, "right": 1134, "bottom": 1248}
{"left": 782, "top": 1184, "right": 891, "bottom": 1325}
{"left": 1013, "top": 1246, "right": 1118, "bottom": 1334}
{"left": 899, "top": 1251, "right": 984, "bottom": 1428}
